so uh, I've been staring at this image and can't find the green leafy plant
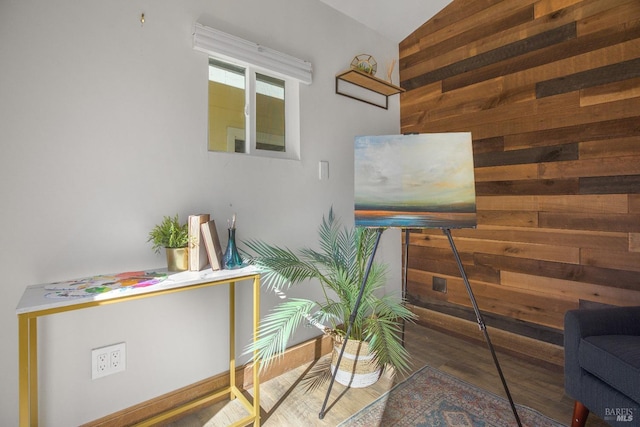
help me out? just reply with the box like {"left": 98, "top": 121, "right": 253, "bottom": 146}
{"left": 147, "top": 214, "right": 189, "bottom": 253}
{"left": 243, "top": 208, "right": 415, "bottom": 377}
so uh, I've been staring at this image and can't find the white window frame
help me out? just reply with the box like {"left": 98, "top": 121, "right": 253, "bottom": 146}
{"left": 194, "top": 23, "right": 312, "bottom": 160}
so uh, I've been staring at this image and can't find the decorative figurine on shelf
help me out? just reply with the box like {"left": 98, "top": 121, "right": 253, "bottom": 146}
{"left": 350, "top": 54, "right": 377, "bottom": 76}
{"left": 223, "top": 213, "right": 243, "bottom": 269}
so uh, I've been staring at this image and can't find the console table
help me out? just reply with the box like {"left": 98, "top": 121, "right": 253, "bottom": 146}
{"left": 16, "top": 266, "right": 261, "bottom": 426}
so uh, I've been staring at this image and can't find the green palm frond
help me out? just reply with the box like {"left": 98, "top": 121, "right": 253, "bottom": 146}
{"left": 318, "top": 207, "right": 340, "bottom": 258}
{"left": 311, "top": 299, "right": 345, "bottom": 328}
{"left": 364, "top": 315, "right": 412, "bottom": 376}
{"left": 363, "top": 296, "right": 416, "bottom": 375}
{"left": 243, "top": 239, "right": 323, "bottom": 291}
{"left": 244, "top": 298, "right": 318, "bottom": 372}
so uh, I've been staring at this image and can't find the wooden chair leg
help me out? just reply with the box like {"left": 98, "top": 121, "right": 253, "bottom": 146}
{"left": 571, "top": 401, "right": 589, "bottom": 427}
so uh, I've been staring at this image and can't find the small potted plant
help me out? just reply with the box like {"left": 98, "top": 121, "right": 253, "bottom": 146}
{"left": 148, "top": 214, "right": 190, "bottom": 271}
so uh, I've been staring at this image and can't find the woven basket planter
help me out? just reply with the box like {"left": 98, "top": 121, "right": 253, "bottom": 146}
{"left": 330, "top": 338, "right": 381, "bottom": 388}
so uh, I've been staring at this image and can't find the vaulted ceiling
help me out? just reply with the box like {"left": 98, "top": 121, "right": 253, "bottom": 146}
{"left": 318, "top": 0, "right": 452, "bottom": 43}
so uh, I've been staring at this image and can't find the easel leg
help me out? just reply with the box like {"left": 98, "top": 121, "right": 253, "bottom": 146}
{"left": 401, "top": 229, "right": 410, "bottom": 346}
{"left": 318, "top": 228, "right": 384, "bottom": 419}
{"left": 443, "top": 228, "right": 522, "bottom": 427}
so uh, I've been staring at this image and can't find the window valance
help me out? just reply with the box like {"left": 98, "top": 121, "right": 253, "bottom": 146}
{"left": 193, "top": 23, "right": 313, "bottom": 85}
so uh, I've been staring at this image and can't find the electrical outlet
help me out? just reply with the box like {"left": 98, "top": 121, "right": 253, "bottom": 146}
{"left": 111, "top": 349, "right": 121, "bottom": 369}
{"left": 92, "top": 342, "right": 126, "bottom": 379}
{"left": 97, "top": 352, "right": 108, "bottom": 374}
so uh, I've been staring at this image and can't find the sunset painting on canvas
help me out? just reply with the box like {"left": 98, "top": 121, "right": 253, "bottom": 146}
{"left": 354, "top": 133, "right": 477, "bottom": 229}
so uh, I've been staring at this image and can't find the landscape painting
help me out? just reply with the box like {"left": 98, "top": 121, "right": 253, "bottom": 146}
{"left": 354, "top": 133, "right": 477, "bottom": 229}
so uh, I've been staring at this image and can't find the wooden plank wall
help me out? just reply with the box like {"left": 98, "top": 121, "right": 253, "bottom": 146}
{"left": 399, "top": 0, "right": 640, "bottom": 360}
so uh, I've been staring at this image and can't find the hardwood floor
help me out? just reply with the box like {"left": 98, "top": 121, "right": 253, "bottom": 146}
{"left": 167, "top": 322, "right": 608, "bottom": 426}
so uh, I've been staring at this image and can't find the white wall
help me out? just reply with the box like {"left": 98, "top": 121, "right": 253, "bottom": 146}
{"left": 0, "top": 0, "right": 401, "bottom": 425}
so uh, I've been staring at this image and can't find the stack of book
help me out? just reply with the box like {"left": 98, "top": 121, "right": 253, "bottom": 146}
{"left": 188, "top": 214, "right": 223, "bottom": 271}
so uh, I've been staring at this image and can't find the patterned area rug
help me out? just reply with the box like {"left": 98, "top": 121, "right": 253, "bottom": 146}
{"left": 338, "top": 365, "right": 565, "bottom": 427}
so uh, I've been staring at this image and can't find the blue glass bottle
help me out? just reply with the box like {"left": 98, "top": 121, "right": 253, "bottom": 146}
{"left": 223, "top": 228, "right": 243, "bottom": 269}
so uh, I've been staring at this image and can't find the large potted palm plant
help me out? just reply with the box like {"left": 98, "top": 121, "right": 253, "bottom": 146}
{"left": 244, "top": 208, "right": 415, "bottom": 387}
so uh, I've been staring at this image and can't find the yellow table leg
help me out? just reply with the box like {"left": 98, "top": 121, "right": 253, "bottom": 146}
{"left": 229, "top": 281, "right": 236, "bottom": 400}
{"left": 18, "top": 314, "right": 38, "bottom": 427}
{"left": 29, "top": 316, "right": 38, "bottom": 426}
{"left": 253, "top": 275, "right": 260, "bottom": 426}
{"left": 18, "top": 315, "right": 28, "bottom": 427}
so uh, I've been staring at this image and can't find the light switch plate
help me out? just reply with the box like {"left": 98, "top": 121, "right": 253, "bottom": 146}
{"left": 319, "top": 161, "right": 329, "bottom": 180}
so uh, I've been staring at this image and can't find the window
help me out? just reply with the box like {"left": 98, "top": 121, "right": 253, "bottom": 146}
{"left": 194, "top": 24, "right": 312, "bottom": 160}
{"left": 208, "top": 59, "right": 288, "bottom": 155}
{"left": 208, "top": 59, "right": 246, "bottom": 153}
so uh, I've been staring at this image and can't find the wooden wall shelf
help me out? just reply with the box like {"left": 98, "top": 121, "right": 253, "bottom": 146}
{"left": 335, "top": 68, "right": 405, "bottom": 109}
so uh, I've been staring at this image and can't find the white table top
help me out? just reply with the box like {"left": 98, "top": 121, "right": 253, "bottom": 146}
{"left": 16, "top": 266, "right": 259, "bottom": 315}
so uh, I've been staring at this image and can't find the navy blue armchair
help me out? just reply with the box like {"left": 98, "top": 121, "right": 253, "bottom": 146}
{"left": 564, "top": 306, "right": 640, "bottom": 427}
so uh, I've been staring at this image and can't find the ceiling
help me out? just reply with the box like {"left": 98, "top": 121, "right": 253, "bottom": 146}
{"left": 319, "top": 0, "right": 453, "bottom": 43}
